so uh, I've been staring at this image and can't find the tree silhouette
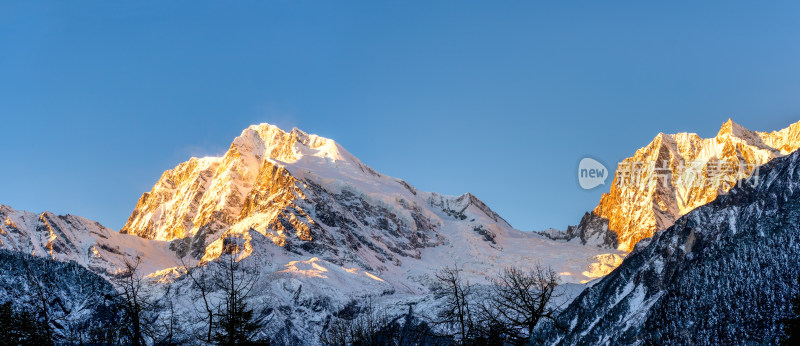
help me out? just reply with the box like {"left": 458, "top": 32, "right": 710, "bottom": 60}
{"left": 182, "top": 257, "right": 217, "bottom": 343}
{"left": 0, "top": 302, "right": 52, "bottom": 345}
{"left": 114, "top": 256, "right": 156, "bottom": 346}
{"left": 434, "top": 264, "right": 475, "bottom": 344}
{"left": 479, "top": 264, "right": 561, "bottom": 344}
{"left": 782, "top": 277, "right": 800, "bottom": 345}
{"left": 212, "top": 237, "right": 263, "bottom": 345}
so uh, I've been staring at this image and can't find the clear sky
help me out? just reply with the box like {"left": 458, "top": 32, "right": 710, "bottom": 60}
{"left": 2, "top": 1, "right": 799, "bottom": 231}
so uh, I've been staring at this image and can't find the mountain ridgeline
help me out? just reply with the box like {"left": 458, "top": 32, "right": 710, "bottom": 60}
{"left": 539, "top": 147, "right": 800, "bottom": 344}
{"left": 117, "top": 124, "right": 620, "bottom": 284}
{"left": 0, "top": 120, "right": 799, "bottom": 344}
{"left": 2, "top": 123, "right": 621, "bottom": 343}
{"left": 549, "top": 119, "right": 800, "bottom": 251}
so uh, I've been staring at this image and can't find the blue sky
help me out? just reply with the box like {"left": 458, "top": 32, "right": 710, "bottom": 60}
{"left": 1, "top": 1, "right": 799, "bottom": 231}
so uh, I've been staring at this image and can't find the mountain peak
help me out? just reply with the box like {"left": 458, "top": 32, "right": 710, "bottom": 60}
{"left": 589, "top": 119, "right": 800, "bottom": 252}
{"left": 716, "top": 118, "right": 750, "bottom": 138}
{"left": 754, "top": 119, "right": 800, "bottom": 154}
{"left": 119, "top": 122, "right": 621, "bottom": 289}
{"left": 230, "top": 123, "right": 355, "bottom": 166}
{"left": 290, "top": 126, "right": 308, "bottom": 137}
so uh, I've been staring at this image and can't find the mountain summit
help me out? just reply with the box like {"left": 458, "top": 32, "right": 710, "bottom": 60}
{"left": 571, "top": 119, "right": 800, "bottom": 251}
{"left": 3, "top": 120, "right": 797, "bottom": 343}
{"left": 121, "top": 123, "right": 619, "bottom": 283}
{"left": 4, "top": 123, "right": 621, "bottom": 342}
{"left": 122, "top": 123, "right": 376, "bottom": 242}
{"left": 541, "top": 140, "right": 800, "bottom": 345}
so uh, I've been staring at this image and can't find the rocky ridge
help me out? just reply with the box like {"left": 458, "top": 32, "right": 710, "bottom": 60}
{"left": 552, "top": 119, "right": 800, "bottom": 251}
{"left": 540, "top": 148, "right": 800, "bottom": 344}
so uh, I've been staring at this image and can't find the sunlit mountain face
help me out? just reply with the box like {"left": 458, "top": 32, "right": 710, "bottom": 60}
{"left": 547, "top": 119, "right": 800, "bottom": 252}
{"left": 538, "top": 142, "right": 800, "bottom": 345}
{"left": 119, "top": 123, "right": 623, "bottom": 283}
{"left": 1, "top": 123, "right": 624, "bottom": 343}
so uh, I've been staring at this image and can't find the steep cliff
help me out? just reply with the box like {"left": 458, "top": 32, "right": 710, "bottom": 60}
{"left": 567, "top": 119, "right": 800, "bottom": 251}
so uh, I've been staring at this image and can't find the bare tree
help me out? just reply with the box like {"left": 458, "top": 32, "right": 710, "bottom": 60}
{"left": 115, "top": 256, "right": 156, "bottom": 346}
{"left": 21, "top": 258, "right": 98, "bottom": 343}
{"left": 479, "top": 264, "right": 561, "bottom": 344}
{"left": 320, "top": 299, "right": 404, "bottom": 346}
{"left": 156, "top": 282, "right": 183, "bottom": 345}
{"left": 182, "top": 257, "right": 217, "bottom": 343}
{"left": 434, "top": 264, "right": 475, "bottom": 344}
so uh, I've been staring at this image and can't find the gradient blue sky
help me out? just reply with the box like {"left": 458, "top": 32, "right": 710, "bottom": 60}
{"left": 2, "top": 1, "right": 799, "bottom": 231}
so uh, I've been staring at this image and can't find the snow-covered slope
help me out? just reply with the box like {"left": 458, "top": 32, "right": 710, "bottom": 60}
{"left": 0, "top": 205, "right": 178, "bottom": 277}
{"left": 121, "top": 123, "right": 623, "bottom": 286}
{"left": 551, "top": 119, "right": 800, "bottom": 251}
{"left": 539, "top": 148, "right": 800, "bottom": 344}
{"left": 0, "top": 250, "right": 119, "bottom": 342}
{"left": 7, "top": 120, "right": 796, "bottom": 344}
{"left": 0, "top": 123, "right": 617, "bottom": 343}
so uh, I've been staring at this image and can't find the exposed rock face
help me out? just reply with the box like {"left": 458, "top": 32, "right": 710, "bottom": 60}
{"left": 121, "top": 124, "right": 618, "bottom": 282}
{"left": 0, "top": 205, "right": 177, "bottom": 277}
{"left": 539, "top": 149, "right": 800, "bottom": 345}
{"left": 121, "top": 125, "right": 446, "bottom": 270}
{"left": 1, "top": 123, "right": 628, "bottom": 343}
{"left": 579, "top": 119, "right": 800, "bottom": 251}
{"left": 110, "top": 123, "right": 627, "bottom": 343}
{"left": 541, "top": 212, "right": 617, "bottom": 248}
{"left": 120, "top": 123, "right": 621, "bottom": 283}
{"left": 0, "top": 250, "right": 120, "bottom": 341}
{"left": 570, "top": 212, "right": 617, "bottom": 247}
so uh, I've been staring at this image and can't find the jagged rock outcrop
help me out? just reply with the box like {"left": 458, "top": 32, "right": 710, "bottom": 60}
{"left": 539, "top": 148, "right": 800, "bottom": 344}
{"left": 122, "top": 125, "right": 442, "bottom": 268}
{"left": 541, "top": 212, "right": 617, "bottom": 248}
{"left": 120, "top": 123, "right": 619, "bottom": 283}
{"left": 111, "top": 123, "right": 624, "bottom": 343}
{"left": 0, "top": 205, "right": 176, "bottom": 277}
{"left": 570, "top": 119, "right": 800, "bottom": 251}
{"left": 0, "top": 250, "right": 120, "bottom": 342}
{"left": 0, "top": 121, "right": 627, "bottom": 344}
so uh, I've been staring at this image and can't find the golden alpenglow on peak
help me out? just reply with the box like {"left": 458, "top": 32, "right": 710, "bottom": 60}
{"left": 754, "top": 120, "right": 800, "bottom": 154}
{"left": 118, "top": 122, "right": 622, "bottom": 287}
{"left": 716, "top": 118, "right": 746, "bottom": 137}
{"left": 118, "top": 122, "right": 440, "bottom": 263}
{"left": 592, "top": 119, "right": 800, "bottom": 252}
{"left": 120, "top": 123, "right": 346, "bottom": 244}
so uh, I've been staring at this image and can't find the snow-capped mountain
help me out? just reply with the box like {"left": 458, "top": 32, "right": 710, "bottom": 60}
{"left": 554, "top": 119, "right": 800, "bottom": 251}
{"left": 3, "top": 120, "right": 798, "bottom": 344}
{"left": 0, "top": 123, "right": 625, "bottom": 344}
{"left": 539, "top": 148, "right": 800, "bottom": 344}
{"left": 120, "top": 124, "right": 622, "bottom": 285}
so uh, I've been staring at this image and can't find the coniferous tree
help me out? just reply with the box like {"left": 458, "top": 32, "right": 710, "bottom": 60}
{"left": 212, "top": 236, "right": 264, "bottom": 345}
{"left": 782, "top": 277, "right": 800, "bottom": 345}
{"left": 0, "top": 302, "right": 52, "bottom": 345}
